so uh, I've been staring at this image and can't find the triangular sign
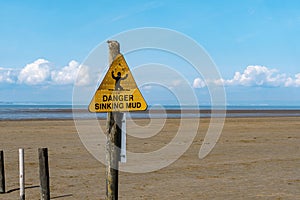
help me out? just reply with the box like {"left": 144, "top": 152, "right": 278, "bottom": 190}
{"left": 89, "top": 54, "right": 148, "bottom": 112}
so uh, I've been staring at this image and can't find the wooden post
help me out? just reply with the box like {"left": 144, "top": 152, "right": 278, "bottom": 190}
{"left": 106, "top": 40, "right": 123, "bottom": 200}
{"left": 38, "top": 148, "right": 50, "bottom": 200}
{"left": 0, "top": 150, "right": 5, "bottom": 194}
{"left": 19, "top": 148, "right": 25, "bottom": 200}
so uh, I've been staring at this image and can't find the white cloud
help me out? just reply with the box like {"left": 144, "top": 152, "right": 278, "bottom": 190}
{"left": 51, "top": 60, "right": 79, "bottom": 85}
{"left": 171, "top": 79, "right": 182, "bottom": 87}
{"left": 0, "top": 67, "right": 18, "bottom": 83}
{"left": 295, "top": 73, "right": 300, "bottom": 86}
{"left": 285, "top": 73, "right": 300, "bottom": 87}
{"left": 75, "top": 64, "right": 90, "bottom": 86}
{"left": 51, "top": 60, "right": 90, "bottom": 86}
{"left": 218, "top": 65, "right": 297, "bottom": 87}
{"left": 1, "top": 61, "right": 300, "bottom": 89}
{"left": 193, "top": 77, "right": 206, "bottom": 88}
{"left": 0, "top": 59, "right": 90, "bottom": 86}
{"left": 18, "top": 59, "right": 51, "bottom": 85}
{"left": 228, "top": 65, "right": 286, "bottom": 87}
{"left": 142, "top": 85, "right": 152, "bottom": 90}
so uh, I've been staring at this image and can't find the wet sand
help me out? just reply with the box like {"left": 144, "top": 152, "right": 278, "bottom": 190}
{"left": 0, "top": 117, "right": 299, "bottom": 199}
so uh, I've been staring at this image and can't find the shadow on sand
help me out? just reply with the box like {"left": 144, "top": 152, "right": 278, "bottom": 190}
{"left": 5, "top": 186, "right": 73, "bottom": 199}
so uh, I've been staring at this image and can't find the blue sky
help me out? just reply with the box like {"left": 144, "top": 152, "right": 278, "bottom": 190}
{"left": 0, "top": 0, "right": 300, "bottom": 105}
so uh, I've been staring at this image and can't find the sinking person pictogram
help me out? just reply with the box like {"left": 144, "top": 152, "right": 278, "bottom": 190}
{"left": 112, "top": 71, "right": 128, "bottom": 91}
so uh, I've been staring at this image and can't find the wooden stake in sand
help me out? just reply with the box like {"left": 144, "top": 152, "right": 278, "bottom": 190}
{"left": 106, "top": 40, "right": 122, "bottom": 200}
{"left": 19, "top": 148, "right": 25, "bottom": 200}
{"left": 0, "top": 150, "right": 5, "bottom": 194}
{"left": 39, "top": 148, "right": 50, "bottom": 200}
{"left": 89, "top": 40, "right": 147, "bottom": 199}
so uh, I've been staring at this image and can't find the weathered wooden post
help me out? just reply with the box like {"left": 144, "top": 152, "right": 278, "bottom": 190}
{"left": 88, "top": 40, "right": 147, "bottom": 199}
{"left": 0, "top": 150, "right": 5, "bottom": 194}
{"left": 19, "top": 148, "right": 25, "bottom": 200}
{"left": 38, "top": 148, "right": 50, "bottom": 200}
{"left": 106, "top": 40, "right": 122, "bottom": 200}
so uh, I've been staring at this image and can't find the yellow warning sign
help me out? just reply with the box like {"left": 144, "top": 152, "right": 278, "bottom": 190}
{"left": 89, "top": 54, "right": 148, "bottom": 112}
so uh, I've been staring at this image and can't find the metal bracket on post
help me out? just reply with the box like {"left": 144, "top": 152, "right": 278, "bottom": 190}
{"left": 120, "top": 113, "right": 126, "bottom": 163}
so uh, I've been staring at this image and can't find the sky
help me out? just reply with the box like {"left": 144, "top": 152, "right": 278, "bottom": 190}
{"left": 0, "top": 0, "right": 300, "bottom": 105}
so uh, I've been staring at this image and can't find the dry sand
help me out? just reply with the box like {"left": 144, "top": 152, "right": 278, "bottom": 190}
{"left": 0, "top": 117, "right": 299, "bottom": 199}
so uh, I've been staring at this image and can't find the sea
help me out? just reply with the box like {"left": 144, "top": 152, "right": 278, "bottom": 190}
{"left": 1, "top": 102, "right": 300, "bottom": 120}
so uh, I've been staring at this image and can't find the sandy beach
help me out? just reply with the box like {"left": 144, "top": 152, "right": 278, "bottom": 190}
{"left": 0, "top": 117, "right": 299, "bottom": 199}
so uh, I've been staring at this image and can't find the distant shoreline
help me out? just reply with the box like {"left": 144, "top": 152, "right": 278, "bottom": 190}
{"left": 36, "top": 108, "right": 300, "bottom": 114}
{"left": 1, "top": 108, "right": 300, "bottom": 121}
{"left": 1, "top": 103, "right": 300, "bottom": 120}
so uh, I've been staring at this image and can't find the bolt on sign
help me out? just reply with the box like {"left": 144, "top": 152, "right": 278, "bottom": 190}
{"left": 89, "top": 54, "right": 148, "bottom": 112}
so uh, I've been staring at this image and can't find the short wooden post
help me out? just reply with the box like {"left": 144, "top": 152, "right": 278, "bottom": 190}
{"left": 19, "top": 148, "right": 25, "bottom": 200}
{"left": 0, "top": 150, "right": 5, "bottom": 193}
{"left": 106, "top": 40, "right": 123, "bottom": 200}
{"left": 38, "top": 148, "right": 50, "bottom": 200}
